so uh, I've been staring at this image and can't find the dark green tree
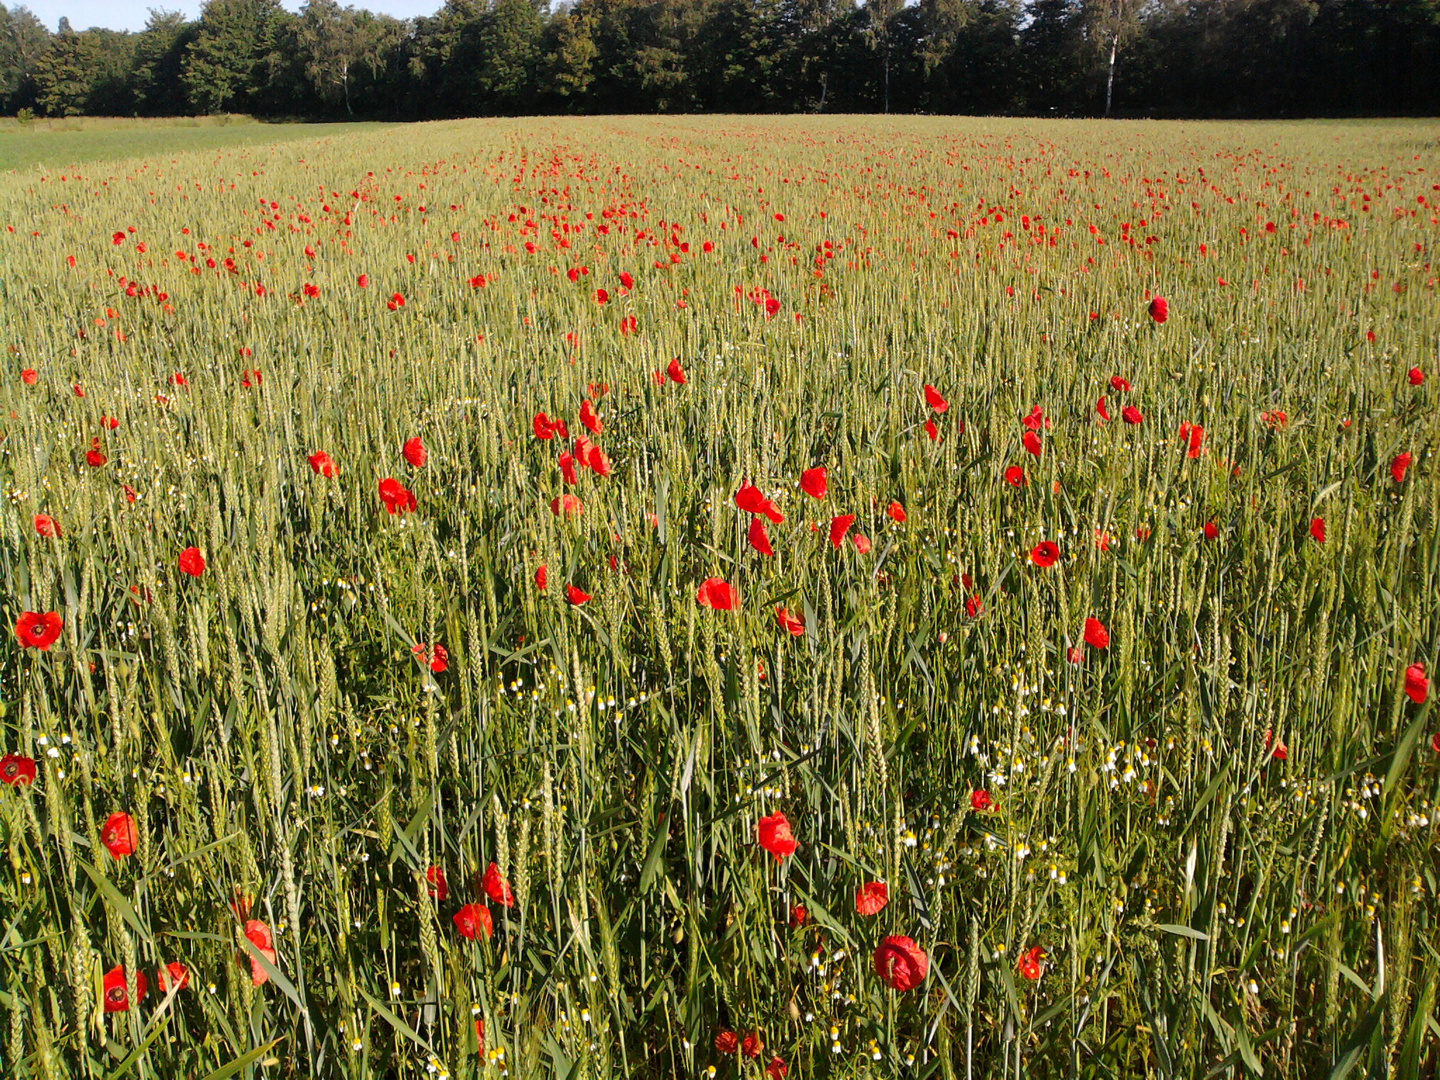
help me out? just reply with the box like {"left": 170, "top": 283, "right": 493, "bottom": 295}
{"left": 182, "top": 0, "right": 287, "bottom": 113}
{"left": 0, "top": 3, "right": 52, "bottom": 113}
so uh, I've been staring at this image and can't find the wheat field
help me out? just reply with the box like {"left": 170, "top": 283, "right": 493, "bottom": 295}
{"left": 0, "top": 115, "right": 1438, "bottom": 1079}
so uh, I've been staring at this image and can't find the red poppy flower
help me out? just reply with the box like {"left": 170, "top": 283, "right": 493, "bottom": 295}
{"left": 1110, "top": 376, "right": 1132, "bottom": 393}
{"left": 86, "top": 448, "right": 108, "bottom": 468}
{"left": 1023, "top": 431, "right": 1042, "bottom": 457}
{"left": 1084, "top": 617, "right": 1110, "bottom": 649}
{"left": 1179, "top": 422, "right": 1204, "bottom": 459}
{"left": 886, "top": 501, "right": 906, "bottom": 523}
{"left": 379, "top": 478, "right": 417, "bottom": 514}
{"left": 1405, "top": 663, "right": 1429, "bottom": 704}
{"left": 742, "top": 1033, "right": 764, "bottom": 1059}
{"left": 33, "top": 514, "right": 61, "bottom": 538}
{"left": 567, "top": 584, "right": 592, "bottom": 606}
{"left": 157, "top": 962, "right": 189, "bottom": 994}
{"left": 103, "top": 966, "right": 148, "bottom": 1012}
{"left": 1005, "top": 466, "right": 1026, "bottom": 487}
{"left": 697, "top": 577, "right": 738, "bottom": 611}
{"left": 306, "top": 451, "right": 337, "bottom": 477}
{"left": 1096, "top": 396, "right": 1110, "bottom": 421}
{"left": 767, "top": 1058, "right": 788, "bottom": 1080}
{"left": 757, "top": 812, "right": 797, "bottom": 860}
{"left": 241, "top": 369, "right": 262, "bottom": 387}
{"left": 102, "top": 812, "right": 138, "bottom": 858}
{"left": 559, "top": 451, "right": 578, "bottom": 485}
{"left": 970, "top": 789, "right": 992, "bottom": 811}
{"left": 1408, "top": 367, "right": 1424, "bottom": 386}
{"left": 735, "top": 483, "right": 767, "bottom": 514}
{"left": 800, "top": 467, "right": 828, "bottom": 499}
{"left": 240, "top": 920, "right": 277, "bottom": 986}
{"left": 1122, "top": 406, "right": 1144, "bottom": 425}
{"left": 749, "top": 517, "right": 774, "bottom": 556}
{"left": 924, "top": 384, "right": 949, "bottom": 413}
{"left": 1018, "top": 946, "right": 1046, "bottom": 981}
{"left": 1148, "top": 296, "right": 1169, "bottom": 323}
{"left": 16, "top": 611, "right": 63, "bottom": 650}
{"left": 775, "top": 606, "right": 805, "bottom": 637}
{"left": 1030, "top": 541, "right": 1059, "bottom": 567}
{"left": 667, "top": 357, "right": 687, "bottom": 384}
{"left": 586, "top": 445, "right": 612, "bottom": 477}
{"left": 530, "top": 565, "right": 547, "bottom": 594}
{"left": 925, "top": 417, "right": 940, "bottom": 441}
{"left": 551, "top": 494, "right": 583, "bottom": 518}
{"left": 853, "top": 533, "right": 872, "bottom": 554}
{"left": 1203, "top": 521, "right": 1219, "bottom": 541}
{"left": 413, "top": 643, "right": 448, "bottom": 673}
{"left": 483, "top": 861, "right": 516, "bottom": 907}
{"left": 789, "top": 905, "right": 809, "bottom": 928}
{"left": 1, "top": 754, "right": 36, "bottom": 786}
{"left": 580, "top": 399, "right": 602, "bottom": 434}
{"left": 533, "top": 412, "right": 558, "bottom": 440}
{"left": 830, "top": 514, "right": 855, "bottom": 549}
{"left": 357, "top": 274, "right": 369, "bottom": 288}
{"left": 715, "top": 1031, "right": 739, "bottom": 1055}
{"left": 21, "top": 368, "right": 38, "bottom": 385}
{"left": 856, "top": 881, "right": 889, "bottom": 916}
{"left": 403, "top": 437, "right": 427, "bottom": 468}
{"left": 1392, "top": 452, "right": 1413, "bottom": 483}
{"left": 426, "top": 865, "right": 448, "bottom": 902}
{"left": 874, "top": 935, "right": 928, "bottom": 991}
{"left": 453, "top": 903, "right": 494, "bottom": 940}
{"left": 1310, "top": 517, "right": 1326, "bottom": 543}
{"left": 387, "top": 292, "right": 406, "bottom": 310}
{"left": 966, "top": 594, "right": 983, "bottom": 618}
{"left": 595, "top": 287, "right": 609, "bottom": 304}
{"left": 1067, "top": 646, "right": 1084, "bottom": 664}
{"left": 178, "top": 546, "right": 206, "bottom": 577}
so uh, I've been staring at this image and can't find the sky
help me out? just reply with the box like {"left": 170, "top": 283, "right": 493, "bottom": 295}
{"left": 17, "top": 0, "right": 443, "bottom": 33}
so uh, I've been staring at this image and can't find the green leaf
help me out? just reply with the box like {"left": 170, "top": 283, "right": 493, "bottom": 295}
{"left": 196, "top": 1039, "right": 283, "bottom": 1080}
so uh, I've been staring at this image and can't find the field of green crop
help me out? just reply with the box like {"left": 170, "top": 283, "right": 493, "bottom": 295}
{"left": 0, "top": 115, "right": 1437, "bottom": 1080}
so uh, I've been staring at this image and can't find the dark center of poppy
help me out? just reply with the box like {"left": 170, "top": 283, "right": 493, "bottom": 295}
{"left": 1, "top": 761, "right": 16, "bottom": 779}
{"left": 106, "top": 986, "right": 126, "bottom": 1004}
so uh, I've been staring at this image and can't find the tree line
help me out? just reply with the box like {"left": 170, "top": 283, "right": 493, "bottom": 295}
{"left": 2, "top": 0, "right": 1438, "bottom": 121}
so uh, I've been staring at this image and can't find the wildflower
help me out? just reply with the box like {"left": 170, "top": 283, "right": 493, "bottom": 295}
{"left": 21, "top": 368, "right": 37, "bottom": 384}
{"left": 1148, "top": 296, "right": 1169, "bottom": 323}
{"left": 775, "top": 607, "right": 805, "bottom": 637}
{"left": 1122, "top": 405, "right": 1144, "bottom": 425}
{"left": 453, "top": 904, "right": 494, "bottom": 940}
{"left": 853, "top": 533, "right": 872, "bottom": 554}
{"left": 1405, "top": 663, "right": 1429, "bottom": 705}
{"left": 715, "top": 1031, "right": 739, "bottom": 1054}
{"left": 749, "top": 517, "right": 774, "bottom": 556}
{"left": 1096, "top": 396, "right": 1110, "bottom": 421}
{"left": 426, "top": 866, "right": 449, "bottom": 902}
{"left": 15, "top": 611, "right": 63, "bottom": 650}
{"left": 757, "top": 812, "right": 797, "bottom": 860}
{"left": 387, "top": 292, "right": 406, "bottom": 310}
{"left": 379, "top": 478, "right": 417, "bottom": 514}
{"left": 1179, "top": 422, "right": 1204, "bottom": 458}
{"left": 483, "top": 862, "right": 516, "bottom": 907}
{"left": 856, "top": 881, "right": 889, "bottom": 916}
{"left": 1392, "top": 452, "right": 1412, "bottom": 483}
{"left": 1409, "top": 367, "right": 1424, "bottom": 386}
{"left": 403, "top": 437, "right": 427, "bottom": 468}
{"left": 1310, "top": 518, "right": 1326, "bottom": 543}
{"left": 887, "top": 501, "right": 906, "bottom": 522}
{"left": 1030, "top": 541, "right": 1059, "bottom": 568}
{"left": 767, "top": 1057, "right": 788, "bottom": 1079}
{"left": 567, "top": 585, "right": 592, "bottom": 606}
{"left": 1023, "top": 431, "right": 1042, "bottom": 457}
{"left": 550, "top": 494, "right": 583, "bottom": 518}
{"left": 925, "top": 418, "right": 940, "bottom": 441}
{"left": 1, "top": 754, "right": 37, "bottom": 786}
{"left": 157, "top": 962, "right": 189, "bottom": 993}
{"left": 666, "top": 357, "right": 687, "bottom": 384}
{"left": 308, "top": 451, "right": 338, "bottom": 477}
{"left": 874, "top": 935, "right": 928, "bottom": 991}
{"left": 242, "top": 920, "right": 277, "bottom": 985}
{"left": 178, "top": 547, "right": 206, "bottom": 577}
{"left": 696, "top": 578, "right": 738, "bottom": 611}
{"left": 1084, "top": 618, "right": 1110, "bottom": 649}
{"left": 535, "top": 565, "right": 548, "bottom": 591}
{"left": 103, "top": 966, "right": 147, "bottom": 1012}
{"left": 924, "top": 384, "right": 949, "bottom": 413}
{"left": 800, "top": 467, "right": 828, "bottom": 499}
{"left": 1110, "top": 376, "right": 1132, "bottom": 393}
{"left": 1018, "top": 946, "right": 1046, "bottom": 981}
{"left": 101, "top": 812, "right": 139, "bottom": 858}
{"left": 1004, "top": 466, "right": 1026, "bottom": 487}
{"left": 971, "top": 789, "right": 993, "bottom": 811}
{"left": 742, "top": 1033, "right": 764, "bottom": 1059}
{"left": 33, "top": 514, "right": 61, "bottom": 538}
{"left": 580, "top": 399, "right": 602, "bottom": 434}
{"left": 829, "top": 514, "right": 855, "bottom": 549}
